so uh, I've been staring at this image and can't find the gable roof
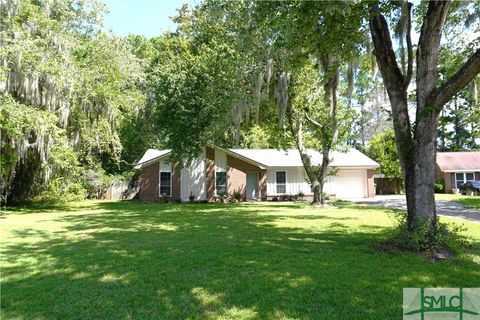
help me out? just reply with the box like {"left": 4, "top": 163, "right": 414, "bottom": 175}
{"left": 229, "top": 148, "right": 379, "bottom": 168}
{"left": 437, "top": 152, "right": 480, "bottom": 172}
{"left": 135, "top": 149, "right": 171, "bottom": 168}
{"left": 135, "top": 146, "right": 379, "bottom": 169}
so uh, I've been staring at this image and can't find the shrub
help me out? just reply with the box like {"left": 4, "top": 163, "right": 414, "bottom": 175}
{"left": 434, "top": 179, "right": 445, "bottom": 193}
{"left": 231, "top": 190, "right": 242, "bottom": 203}
{"left": 159, "top": 193, "right": 171, "bottom": 203}
{"left": 189, "top": 192, "right": 195, "bottom": 203}
{"left": 271, "top": 196, "right": 278, "bottom": 202}
{"left": 34, "top": 178, "right": 86, "bottom": 203}
{"left": 82, "top": 166, "right": 112, "bottom": 199}
{"left": 386, "top": 212, "right": 466, "bottom": 255}
{"left": 297, "top": 191, "right": 305, "bottom": 201}
{"left": 216, "top": 193, "right": 228, "bottom": 204}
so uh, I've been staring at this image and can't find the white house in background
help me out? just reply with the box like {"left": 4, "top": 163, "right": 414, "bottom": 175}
{"left": 135, "top": 145, "right": 380, "bottom": 202}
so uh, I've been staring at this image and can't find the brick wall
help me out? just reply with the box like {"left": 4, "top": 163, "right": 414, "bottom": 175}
{"left": 205, "top": 146, "right": 215, "bottom": 202}
{"left": 259, "top": 170, "right": 267, "bottom": 201}
{"left": 138, "top": 162, "right": 159, "bottom": 202}
{"left": 227, "top": 155, "right": 265, "bottom": 201}
{"left": 172, "top": 162, "right": 181, "bottom": 200}
{"left": 444, "top": 172, "right": 454, "bottom": 193}
{"left": 367, "top": 169, "right": 375, "bottom": 198}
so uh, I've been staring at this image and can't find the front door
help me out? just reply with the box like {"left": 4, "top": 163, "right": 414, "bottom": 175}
{"left": 246, "top": 173, "right": 258, "bottom": 200}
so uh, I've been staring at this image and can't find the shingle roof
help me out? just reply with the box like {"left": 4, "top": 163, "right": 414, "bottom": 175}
{"left": 228, "top": 148, "right": 379, "bottom": 168}
{"left": 135, "top": 149, "right": 171, "bottom": 168}
{"left": 135, "top": 147, "right": 379, "bottom": 169}
{"left": 437, "top": 152, "right": 480, "bottom": 171}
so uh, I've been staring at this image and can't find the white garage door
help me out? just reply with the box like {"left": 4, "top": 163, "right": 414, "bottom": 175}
{"left": 335, "top": 169, "right": 367, "bottom": 199}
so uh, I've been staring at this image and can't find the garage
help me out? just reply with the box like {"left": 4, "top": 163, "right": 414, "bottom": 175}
{"left": 335, "top": 169, "right": 367, "bottom": 199}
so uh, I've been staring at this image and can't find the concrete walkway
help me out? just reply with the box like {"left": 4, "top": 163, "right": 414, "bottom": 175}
{"left": 350, "top": 195, "right": 480, "bottom": 223}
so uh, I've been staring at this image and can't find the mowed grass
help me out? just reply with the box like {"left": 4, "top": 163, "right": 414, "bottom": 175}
{"left": 435, "top": 193, "right": 480, "bottom": 209}
{"left": 1, "top": 201, "right": 479, "bottom": 320}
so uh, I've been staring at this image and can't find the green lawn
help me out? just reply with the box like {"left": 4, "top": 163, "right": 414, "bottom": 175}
{"left": 435, "top": 193, "right": 480, "bottom": 209}
{"left": 1, "top": 201, "right": 479, "bottom": 319}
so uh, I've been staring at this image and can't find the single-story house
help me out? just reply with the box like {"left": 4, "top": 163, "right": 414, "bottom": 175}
{"left": 135, "top": 145, "right": 379, "bottom": 202}
{"left": 436, "top": 151, "right": 480, "bottom": 193}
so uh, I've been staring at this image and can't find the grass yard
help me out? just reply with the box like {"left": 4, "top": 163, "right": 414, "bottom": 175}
{"left": 435, "top": 193, "right": 480, "bottom": 209}
{"left": 1, "top": 201, "right": 479, "bottom": 319}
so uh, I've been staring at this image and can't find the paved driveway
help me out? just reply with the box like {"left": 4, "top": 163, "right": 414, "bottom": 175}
{"left": 350, "top": 195, "right": 480, "bottom": 223}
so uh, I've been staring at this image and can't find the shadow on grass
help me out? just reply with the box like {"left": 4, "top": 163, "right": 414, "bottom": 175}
{"left": 2, "top": 201, "right": 479, "bottom": 319}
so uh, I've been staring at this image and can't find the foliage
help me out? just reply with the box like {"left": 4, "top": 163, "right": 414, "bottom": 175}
{"left": 366, "top": 129, "right": 402, "bottom": 179}
{"left": 388, "top": 212, "right": 467, "bottom": 255}
{"left": 434, "top": 180, "right": 445, "bottom": 193}
{"left": 0, "top": 0, "right": 145, "bottom": 203}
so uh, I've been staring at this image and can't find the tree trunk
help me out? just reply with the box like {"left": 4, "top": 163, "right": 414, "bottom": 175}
{"left": 288, "top": 117, "right": 322, "bottom": 206}
{"left": 317, "top": 55, "right": 339, "bottom": 205}
{"left": 369, "top": 1, "right": 480, "bottom": 236}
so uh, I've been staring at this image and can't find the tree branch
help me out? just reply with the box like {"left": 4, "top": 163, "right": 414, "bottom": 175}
{"left": 304, "top": 112, "right": 322, "bottom": 130}
{"left": 404, "top": 1, "right": 413, "bottom": 87}
{"left": 433, "top": 48, "right": 480, "bottom": 108}
{"left": 368, "top": 2, "right": 405, "bottom": 89}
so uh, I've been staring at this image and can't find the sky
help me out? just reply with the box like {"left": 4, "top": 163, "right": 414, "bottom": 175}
{"left": 102, "top": 0, "right": 194, "bottom": 38}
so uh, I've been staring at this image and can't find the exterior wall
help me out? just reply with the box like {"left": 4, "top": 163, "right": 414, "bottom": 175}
{"left": 444, "top": 172, "right": 454, "bottom": 193}
{"left": 259, "top": 170, "right": 267, "bottom": 201}
{"left": 367, "top": 169, "right": 375, "bottom": 198}
{"left": 205, "top": 146, "right": 215, "bottom": 202}
{"left": 138, "top": 162, "right": 159, "bottom": 202}
{"left": 180, "top": 149, "right": 206, "bottom": 201}
{"left": 266, "top": 167, "right": 336, "bottom": 196}
{"left": 227, "top": 155, "right": 265, "bottom": 200}
{"left": 172, "top": 163, "right": 181, "bottom": 200}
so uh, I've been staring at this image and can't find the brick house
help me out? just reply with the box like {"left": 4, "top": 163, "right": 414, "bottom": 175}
{"left": 436, "top": 151, "right": 480, "bottom": 193}
{"left": 135, "top": 145, "right": 379, "bottom": 202}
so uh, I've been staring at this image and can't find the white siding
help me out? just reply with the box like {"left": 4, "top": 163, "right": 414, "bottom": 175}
{"left": 267, "top": 167, "right": 354, "bottom": 197}
{"left": 266, "top": 167, "right": 314, "bottom": 195}
{"left": 180, "top": 149, "right": 206, "bottom": 201}
{"left": 214, "top": 148, "right": 227, "bottom": 172}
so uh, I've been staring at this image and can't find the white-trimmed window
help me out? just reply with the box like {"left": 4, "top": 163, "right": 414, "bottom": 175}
{"left": 216, "top": 171, "right": 227, "bottom": 195}
{"left": 160, "top": 172, "right": 171, "bottom": 196}
{"left": 276, "top": 171, "right": 286, "bottom": 194}
{"left": 455, "top": 172, "right": 474, "bottom": 188}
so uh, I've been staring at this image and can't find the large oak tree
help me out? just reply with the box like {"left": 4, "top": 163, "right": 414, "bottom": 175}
{"left": 368, "top": 1, "right": 480, "bottom": 232}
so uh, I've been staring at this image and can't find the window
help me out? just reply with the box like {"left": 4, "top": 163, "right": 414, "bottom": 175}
{"left": 216, "top": 171, "right": 227, "bottom": 195}
{"left": 160, "top": 172, "right": 171, "bottom": 196}
{"left": 276, "top": 171, "right": 286, "bottom": 194}
{"left": 455, "top": 172, "right": 475, "bottom": 188}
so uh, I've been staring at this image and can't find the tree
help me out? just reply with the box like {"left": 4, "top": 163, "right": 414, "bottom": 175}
{"left": 250, "top": 1, "right": 363, "bottom": 205}
{"left": 0, "top": 0, "right": 144, "bottom": 203}
{"left": 368, "top": 1, "right": 480, "bottom": 233}
{"left": 366, "top": 129, "right": 403, "bottom": 193}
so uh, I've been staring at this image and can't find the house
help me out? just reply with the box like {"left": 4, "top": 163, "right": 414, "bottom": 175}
{"left": 135, "top": 145, "right": 380, "bottom": 202}
{"left": 436, "top": 151, "right": 480, "bottom": 193}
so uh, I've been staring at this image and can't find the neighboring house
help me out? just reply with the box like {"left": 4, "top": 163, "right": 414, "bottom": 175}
{"left": 436, "top": 151, "right": 480, "bottom": 193}
{"left": 135, "top": 145, "right": 379, "bottom": 202}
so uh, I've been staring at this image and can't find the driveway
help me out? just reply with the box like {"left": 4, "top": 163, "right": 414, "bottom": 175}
{"left": 350, "top": 195, "right": 480, "bottom": 223}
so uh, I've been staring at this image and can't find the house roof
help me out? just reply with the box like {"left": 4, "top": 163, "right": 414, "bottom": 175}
{"left": 135, "top": 146, "right": 379, "bottom": 169}
{"left": 437, "top": 152, "right": 480, "bottom": 172}
{"left": 135, "top": 149, "right": 171, "bottom": 168}
{"left": 228, "top": 148, "right": 379, "bottom": 168}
